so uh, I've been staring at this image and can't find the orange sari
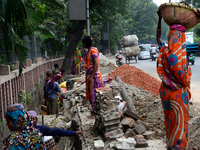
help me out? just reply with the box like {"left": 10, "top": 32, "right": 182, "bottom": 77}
{"left": 157, "top": 30, "right": 191, "bottom": 149}
{"left": 84, "top": 47, "right": 104, "bottom": 113}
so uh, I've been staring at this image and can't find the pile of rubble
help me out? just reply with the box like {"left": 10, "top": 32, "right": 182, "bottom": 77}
{"left": 108, "top": 64, "right": 161, "bottom": 97}
{"left": 37, "top": 52, "right": 200, "bottom": 150}
{"left": 91, "top": 85, "right": 165, "bottom": 150}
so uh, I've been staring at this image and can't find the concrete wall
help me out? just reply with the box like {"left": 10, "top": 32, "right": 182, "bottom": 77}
{"left": 0, "top": 57, "right": 64, "bottom": 146}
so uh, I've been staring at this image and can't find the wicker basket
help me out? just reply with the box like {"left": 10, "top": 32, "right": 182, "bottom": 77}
{"left": 159, "top": 2, "right": 200, "bottom": 30}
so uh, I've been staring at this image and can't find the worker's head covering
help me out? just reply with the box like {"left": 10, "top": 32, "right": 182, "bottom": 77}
{"left": 170, "top": 24, "right": 186, "bottom": 32}
{"left": 4, "top": 104, "right": 46, "bottom": 149}
{"left": 28, "top": 110, "right": 38, "bottom": 118}
{"left": 7, "top": 103, "right": 24, "bottom": 112}
{"left": 67, "top": 79, "right": 71, "bottom": 83}
{"left": 28, "top": 110, "right": 38, "bottom": 124}
{"left": 50, "top": 74, "right": 62, "bottom": 88}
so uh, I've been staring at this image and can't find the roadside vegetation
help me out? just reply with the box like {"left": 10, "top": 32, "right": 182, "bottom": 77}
{"left": 0, "top": 0, "right": 200, "bottom": 75}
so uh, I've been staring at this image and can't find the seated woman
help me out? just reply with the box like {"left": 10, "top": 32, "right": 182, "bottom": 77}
{"left": 28, "top": 110, "right": 83, "bottom": 150}
{"left": 3, "top": 104, "right": 46, "bottom": 150}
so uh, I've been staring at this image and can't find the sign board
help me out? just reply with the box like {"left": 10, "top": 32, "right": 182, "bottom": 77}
{"left": 68, "top": 0, "right": 87, "bottom": 20}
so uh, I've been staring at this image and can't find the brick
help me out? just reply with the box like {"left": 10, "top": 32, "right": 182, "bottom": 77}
{"left": 134, "top": 123, "right": 146, "bottom": 135}
{"left": 103, "top": 112, "right": 121, "bottom": 122}
{"left": 94, "top": 140, "right": 104, "bottom": 150}
{"left": 0, "top": 65, "right": 10, "bottom": 75}
{"left": 120, "top": 118, "right": 135, "bottom": 128}
{"left": 134, "top": 135, "right": 144, "bottom": 140}
{"left": 124, "top": 128, "right": 136, "bottom": 138}
{"left": 103, "top": 119, "right": 121, "bottom": 127}
{"left": 105, "top": 129, "right": 124, "bottom": 139}
{"left": 123, "top": 110, "right": 140, "bottom": 120}
{"left": 136, "top": 120, "right": 149, "bottom": 130}
{"left": 105, "top": 124, "right": 120, "bottom": 131}
{"left": 143, "top": 131, "right": 155, "bottom": 140}
{"left": 135, "top": 139, "right": 148, "bottom": 148}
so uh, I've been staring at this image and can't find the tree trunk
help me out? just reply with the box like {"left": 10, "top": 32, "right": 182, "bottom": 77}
{"left": 102, "top": 40, "right": 109, "bottom": 55}
{"left": 62, "top": 21, "right": 86, "bottom": 74}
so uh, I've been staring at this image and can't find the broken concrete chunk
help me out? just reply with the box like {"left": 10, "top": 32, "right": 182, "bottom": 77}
{"left": 134, "top": 135, "right": 144, "bottom": 140}
{"left": 142, "top": 131, "right": 155, "bottom": 140}
{"left": 124, "top": 128, "right": 136, "bottom": 138}
{"left": 80, "top": 107, "right": 88, "bottom": 112}
{"left": 121, "top": 118, "right": 135, "bottom": 128}
{"left": 136, "top": 120, "right": 149, "bottom": 130}
{"left": 134, "top": 123, "right": 146, "bottom": 135}
{"left": 103, "top": 119, "right": 121, "bottom": 127}
{"left": 94, "top": 140, "right": 104, "bottom": 150}
{"left": 109, "top": 141, "right": 135, "bottom": 150}
{"left": 135, "top": 139, "right": 148, "bottom": 148}
{"left": 123, "top": 110, "right": 139, "bottom": 120}
{"left": 115, "top": 142, "right": 135, "bottom": 150}
{"left": 105, "top": 124, "right": 120, "bottom": 132}
{"left": 117, "top": 137, "right": 136, "bottom": 145}
{"left": 103, "top": 112, "right": 121, "bottom": 122}
{"left": 105, "top": 129, "right": 124, "bottom": 139}
{"left": 110, "top": 100, "right": 120, "bottom": 106}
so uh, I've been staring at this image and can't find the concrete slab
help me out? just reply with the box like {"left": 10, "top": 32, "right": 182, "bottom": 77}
{"left": 0, "top": 65, "right": 10, "bottom": 75}
{"left": 105, "top": 129, "right": 124, "bottom": 139}
{"left": 103, "top": 112, "right": 121, "bottom": 122}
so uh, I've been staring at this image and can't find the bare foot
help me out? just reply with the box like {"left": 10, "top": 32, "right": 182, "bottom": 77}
{"left": 87, "top": 114, "right": 95, "bottom": 119}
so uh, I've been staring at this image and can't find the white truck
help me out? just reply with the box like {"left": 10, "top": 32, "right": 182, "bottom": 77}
{"left": 185, "top": 32, "right": 193, "bottom": 44}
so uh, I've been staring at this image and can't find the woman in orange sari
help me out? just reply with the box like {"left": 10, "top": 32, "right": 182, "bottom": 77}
{"left": 82, "top": 36, "right": 104, "bottom": 119}
{"left": 156, "top": 10, "right": 200, "bottom": 149}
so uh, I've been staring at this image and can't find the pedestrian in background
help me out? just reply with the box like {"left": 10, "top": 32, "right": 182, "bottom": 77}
{"left": 82, "top": 36, "right": 104, "bottom": 119}
{"left": 156, "top": 9, "right": 200, "bottom": 150}
{"left": 46, "top": 74, "right": 63, "bottom": 114}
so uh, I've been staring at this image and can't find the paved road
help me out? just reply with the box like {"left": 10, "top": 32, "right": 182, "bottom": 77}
{"left": 108, "top": 55, "right": 200, "bottom": 106}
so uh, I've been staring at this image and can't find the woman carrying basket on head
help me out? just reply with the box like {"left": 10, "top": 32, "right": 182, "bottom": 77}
{"left": 156, "top": 9, "right": 200, "bottom": 150}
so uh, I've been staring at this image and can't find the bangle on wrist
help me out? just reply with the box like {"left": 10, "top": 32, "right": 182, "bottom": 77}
{"left": 157, "top": 29, "right": 161, "bottom": 31}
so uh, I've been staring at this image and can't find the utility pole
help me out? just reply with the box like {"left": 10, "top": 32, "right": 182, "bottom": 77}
{"left": 107, "top": 21, "right": 110, "bottom": 54}
{"left": 87, "top": 0, "right": 90, "bottom": 36}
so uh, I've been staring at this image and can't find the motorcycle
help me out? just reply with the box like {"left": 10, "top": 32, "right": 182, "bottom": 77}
{"left": 151, "top": 52, "right": 157, "bottom": 61}
{"left": 116, "top": 51, "right": 123, "bottom": 66}
{"left": 150, "top": 44, "right": 158, "bottom": 61}
{"left": 116, "top": 55, "right": 123, "bottom": 66}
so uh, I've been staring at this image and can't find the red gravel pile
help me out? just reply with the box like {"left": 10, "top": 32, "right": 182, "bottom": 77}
{"left": 108, "top": 64, "right": 161, "bottom": 97}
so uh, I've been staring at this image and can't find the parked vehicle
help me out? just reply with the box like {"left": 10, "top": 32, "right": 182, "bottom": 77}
{"left": 138, "top": 44, "right": 151, "bottom": 60}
